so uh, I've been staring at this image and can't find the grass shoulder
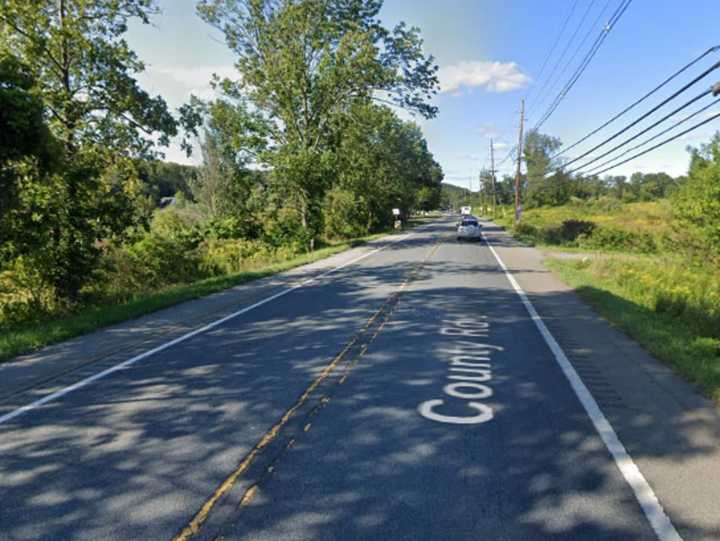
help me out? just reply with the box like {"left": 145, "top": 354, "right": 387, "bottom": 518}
{"left": 545, "top": 257, "right": 720, "bottom": 405}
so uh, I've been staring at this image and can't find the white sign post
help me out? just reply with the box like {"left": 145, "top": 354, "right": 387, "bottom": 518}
{"left": 392, "top": 208, "right": 402, "bottom": 230}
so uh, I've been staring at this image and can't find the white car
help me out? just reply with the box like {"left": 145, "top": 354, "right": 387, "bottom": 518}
{"left": 457, "top": 217, "right": 482, "bottom": 241}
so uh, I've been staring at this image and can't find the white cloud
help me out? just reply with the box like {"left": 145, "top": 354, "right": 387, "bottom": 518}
{"left": 156, "top": 65, "right": 237, "bottom": 88}
{"left": 456, "top": 153, "right": 482, "bottom": 162}
{"left": 475, "top": 122, "right": 500, "bottom": 138}
{"left": 439, "top": 60, "right": 530, "bottom": 94}
{"left": 136, "top": 64, "right": 238, "bottom": 109}
{"left": 494, "top": 142, "right": 509, "bottom": 150}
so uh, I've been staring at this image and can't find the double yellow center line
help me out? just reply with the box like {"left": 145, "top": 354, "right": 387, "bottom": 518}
{"left": 174, "top": 238, "right": 442, "bottom": 541}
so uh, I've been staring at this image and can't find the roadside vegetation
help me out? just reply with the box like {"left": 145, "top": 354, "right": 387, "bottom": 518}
{"left": 548, "top": 257, "right": 720, "bottom": 404}
{"left": 441, "top": 130, "right": 720, "bottom": 402}
{"left": 0, "top": 0, "right": 443, "bottom": 359}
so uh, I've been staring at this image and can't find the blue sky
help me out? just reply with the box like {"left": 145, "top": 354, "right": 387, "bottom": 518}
{"left": 127, "top": 0, "right": 720, "bottom": 189}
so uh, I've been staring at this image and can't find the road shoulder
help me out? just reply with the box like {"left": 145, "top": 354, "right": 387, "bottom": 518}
{"left": 482, "top": 220, "right": 720, "bottom": 541}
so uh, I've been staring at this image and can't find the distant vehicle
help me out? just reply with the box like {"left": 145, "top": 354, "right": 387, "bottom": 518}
{"left": 457, "top": 217, "right": 482, "bottom": 241}
{"left": 460, "top": 206, "right": 472, "bottom": 215}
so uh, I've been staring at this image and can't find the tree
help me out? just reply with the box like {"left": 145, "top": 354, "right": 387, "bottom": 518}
{"left": 0, "top": 53, "right": 58, "bottom": 248}
{"left": 327, "top": 103, "right": 442, "bottom": 236}
{"left": 0, "top": 0, "right": 177, "bottom": 299}
{"left": 672, "top": 133, "right": 720, "bottom": 259}
{"left": 193, "top": 0, "right": 439, "bottom": 247}
{"left": 523, "top": 130, "right": 563, "bottom": 207}
{"left": 606, "top": 175, "right": 628, "bottom": 200}
{"left": 139, "top": 161, "right": 197, "bottom": 203}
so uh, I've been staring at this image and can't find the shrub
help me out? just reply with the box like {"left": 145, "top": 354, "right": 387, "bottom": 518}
{"left": 579, "top": 226, "right": 657, "bottom": 253}
{"left": 560, "top": 219, "right": 596, "bottom": 242}
{"left": 672, "top": 134, "right": 720, "bottom": 258}
{"left": 202, "top": 238, "right": 282, "bottom": 275}
{"left": 263, "top": 207, "right": 312, "bottom": 251}
{"left": 512, "top": 222, "right": 539, "bottom": 241}
{"left": 0, "top": 257, "right": 56, "bottom": 326}
{"left": 323, "top": 188, "right": 370, "bottom": 239}
{"left": 102, "top": 233, "right": 206, "bottom": 293}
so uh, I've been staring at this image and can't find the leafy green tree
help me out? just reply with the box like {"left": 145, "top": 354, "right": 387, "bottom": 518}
{"left": 194, "top": 0, "right": 439, "bottom": 246}
{"left": 328, "top": 103, "right": 441, "bottom": 235}
{"left": 606, "top": 175, "right": 628, "bottom": 200}
{"left": 629, "top": 172, "right": 677, "bottom": 201}
{"left": 523, "top": 130, "right": 563, "bottom": 207}
{"left": 1, "top": 0, "right": 176, "bottom": 299}
{"left": 673, "top": 133, "right": 720, "bottom": 258}
{"left": 0, "top": 53, "right": 59, "bottom": 257}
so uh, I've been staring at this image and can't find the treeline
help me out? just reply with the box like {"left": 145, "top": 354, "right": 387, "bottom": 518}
{"left": 467, "top": 130, "right": 706, "bottom": 208}
{"left": 458, "top": 128, "right": 720, "bottom": 260}
{"left": 0, "top": 0, "right": 442, "bottom": 324}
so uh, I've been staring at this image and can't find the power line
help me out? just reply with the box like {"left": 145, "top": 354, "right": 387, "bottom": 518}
{"left": 534, "top": 0, "right": 633, "bottom": 131}
{"left": 584, "top": 110, "right": 720, "bottom": 177}
{"left": 579, "top": 97, "right": 720, "bottom": 175}
{"left": 565, "top": 88, "right": 714, "bottom": 174}
{"left": 530, "top": 0, "right": 613, "bottom": 123}
{"left": 558, "top": 58, "right": 720, "bottom": 170}
{"left": 552, "top": 44, "right": 720, "bottom": 159}
{"left": 525, "top": 0, "right": 580, "bottom": 106}
{"left": 527, "top": 0, "right": 597, "bottom": 116}
{"left": 497, "top": 144, "right": 517, "bottom": 167}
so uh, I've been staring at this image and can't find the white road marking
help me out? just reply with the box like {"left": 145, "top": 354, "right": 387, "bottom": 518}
{"left": 482, "top": 231, "right": 683, "bottom": 541}
{"left": 0, "top": 231, "right": 417, "bottom": 427}
{"left": 418, "top": 317, "right": 498, "bottom": 425}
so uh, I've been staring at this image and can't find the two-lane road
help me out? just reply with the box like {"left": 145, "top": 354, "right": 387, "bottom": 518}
{"left": 0, "top": 219, "right": 679, "bottom": 540}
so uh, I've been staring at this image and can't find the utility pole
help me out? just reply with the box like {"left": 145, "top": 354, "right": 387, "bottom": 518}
{"left": 490, "top": 138, "right": 497, "bottom": 218}
{"left": 514, "top": 98, "right": 525, "bottom": 225}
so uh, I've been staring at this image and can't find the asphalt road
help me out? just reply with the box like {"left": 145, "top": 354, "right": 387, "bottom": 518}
{"left": 0, "top": 218, "right": 698, "bottom": 540}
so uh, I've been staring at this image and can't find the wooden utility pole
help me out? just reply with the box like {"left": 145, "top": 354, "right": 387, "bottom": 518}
{"left": 514, "top": 98, "right": 525, "bottom": 225}
{"left": 490, "top": 138, "right": 497, "bottom": 217}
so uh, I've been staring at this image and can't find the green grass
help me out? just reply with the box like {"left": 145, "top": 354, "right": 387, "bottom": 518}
{"left": 546, "top": 257, "right": 720, "bottom": 405}
{"left": 0, "top": 227, "right": 415, "bottom": 363}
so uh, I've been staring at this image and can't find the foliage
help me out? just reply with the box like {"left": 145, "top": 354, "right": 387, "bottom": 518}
{"left": 0, "top": 0, "right": 176, "bottom": 299}
{"left": 672, "top": 133, "right": 720, "bottom": 261}
{"left": 0, "top": 53, "right": 58, "bottom": 219}
{"left": 330, "top": 103, "right": 443, "bottom": 236}
{"left": 323, "top": 187, "right": 370, "bottom": 239}
{"left": 500, "top": 200, "right": 669, "bottom": 253}
{"left": 548, "top": 257, "right": 720, "bottom": 403}
{"left": 524, "top": 130, "right": 566, "bottom": 207}
{"left": 191, "top": 0, "right": 440, "bottom": 244}
{"left": 139, "top": 160, "right": 197, "bottom": 202}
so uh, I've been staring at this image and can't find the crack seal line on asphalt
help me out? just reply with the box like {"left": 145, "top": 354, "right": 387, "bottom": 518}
{"left": 175, "top": 237, "right": 442, "bottom": 541}
{"left": 0, "top": 229, "right": 429, "bottom": 428}
{"left": 481, "top": 230, "right": 682, "bottom": 541}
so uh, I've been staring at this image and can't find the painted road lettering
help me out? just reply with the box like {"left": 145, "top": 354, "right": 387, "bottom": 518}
{"left": 418, "top": 317, "right": 502, "bottom": 425}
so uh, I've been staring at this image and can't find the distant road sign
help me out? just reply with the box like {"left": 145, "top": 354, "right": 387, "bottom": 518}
{"left": 392, "top": 208, "right": 401, "bottom": 216}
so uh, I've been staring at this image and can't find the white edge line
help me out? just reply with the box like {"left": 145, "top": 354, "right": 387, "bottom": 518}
{"left": 481, "top": 231, "right": 683, "bottom": 541}
{"left": 0, "top": 230, "right": 418, "bottom": 427}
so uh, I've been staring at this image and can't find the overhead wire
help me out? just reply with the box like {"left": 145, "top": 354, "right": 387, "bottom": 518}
{"left": 525, "top": 0, "right": 580, "bottom": 106}
{"left": 552, "top": 44, "right": 720, "bottom": 159}
{"left": 529, "top": 0, "right": 612, "bottom": 123}
{"left": 584, "top": 110, "right": 720, "bottom": 177}
{"left": 534, "top": 0, "right": 633, "bottom": 131}
{"left": 557, "top": 58, "right": 720, "bottom": 170}
{"left": 565, "top": 88, "right": 715, "bottom": 174}
{"left": 527, "top": 0, "right": 597, "bottom": 117}
{"left": 578, "top": 97, "right": 720, "bottom": 175}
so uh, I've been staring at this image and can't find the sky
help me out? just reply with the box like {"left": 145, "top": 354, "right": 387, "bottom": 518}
{"left": 126, "top": 0, "right": 720, "bottom": 190}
